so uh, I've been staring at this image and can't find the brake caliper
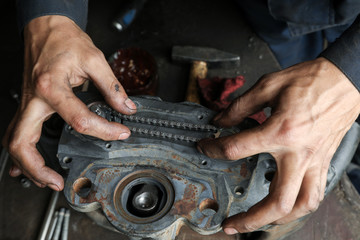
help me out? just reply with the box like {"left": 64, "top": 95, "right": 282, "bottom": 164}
{"left": 57, "top": 96, "right": 359, "bottom": 240}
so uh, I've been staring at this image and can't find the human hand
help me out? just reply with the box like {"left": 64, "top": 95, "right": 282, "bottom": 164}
{"left": 2, "top": 16, "right": 136, "bottom": 191}
{"left": 197, "top": 57, "right": 360, "bottom": 234}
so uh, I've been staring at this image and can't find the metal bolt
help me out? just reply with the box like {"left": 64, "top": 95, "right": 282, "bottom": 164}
{"left": 52, "top": 208, "right": 65, "bottom": 240}
{"left": 10, "top": 89, "right": 20, "bottom": 103}
{"left": 61, "top": 209, "right": 70, "bottom": 240}
{"left": 20, "top": 177, "right": 31, "bottom": 188}
{"left": 46, "top": 211, "right": 59, "bottom": 240}
{"left": 132, "top": 184, "right": 159, "bottom": 213}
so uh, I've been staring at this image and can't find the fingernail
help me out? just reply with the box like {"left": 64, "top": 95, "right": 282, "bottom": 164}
{"left": 48, "top": 183, "right": 60, "bottom": 191}
{"left": 224, "top": 228, "right": 238, "bottom": 235}
{"left": 196, "top": 145, "right": 204, "bottom": 154}
{"left": 119, "top": 132, "right": 130, "bottom": 140}
{"left": 9, "top": 166, "right": 21, "bottom": 176}
{"left": 125, "top": 98, "right": 136, "bottom": 111}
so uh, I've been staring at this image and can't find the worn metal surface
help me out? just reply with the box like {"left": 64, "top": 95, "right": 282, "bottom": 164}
{"left": 57, "top": 95, "right": 360, "bottom": 240}
{"left": 172, "top": 46, "right": 240, "bottom": 66}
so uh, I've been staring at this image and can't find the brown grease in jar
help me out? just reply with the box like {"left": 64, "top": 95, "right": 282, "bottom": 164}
{"left": 110, "top": 47, "right": 158, "bottom": 96}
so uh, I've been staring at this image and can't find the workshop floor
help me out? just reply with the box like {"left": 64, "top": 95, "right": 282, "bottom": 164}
{"left": 1, "top": 1, "right": 360, "bottom": 240}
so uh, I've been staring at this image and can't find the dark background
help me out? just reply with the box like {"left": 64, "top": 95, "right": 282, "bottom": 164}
{"left": 2, "top": 1, "right": 358, "bottom": 240}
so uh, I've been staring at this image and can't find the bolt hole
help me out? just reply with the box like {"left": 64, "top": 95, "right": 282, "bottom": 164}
{"left": 199, "top": 198, "right": 219, "bottom": 216}
{"left": 105, "top": 143, "right": 112, "bottom": 149}
{"left": 265, "top": 170, "right": 276, "bottom": 182}
{"left": 201, "top": 160, "right": 207, "bottom": 166}
{"left": 73, "top": 177, "right": 92, "bottom": 198}
{"left": 234, "top": 186, "right": 245, "bottom": 196}
{"left": 247, "top": 157, "right": 254, "bottom": 163}
{"left": 67, "top": 125, "right": 72, "bottom": 131}
{"left": 198, "top": 115, "right": 204, "bottom": 120}
{"left": 63, "top": 156, "right": 72, "bottom": 164}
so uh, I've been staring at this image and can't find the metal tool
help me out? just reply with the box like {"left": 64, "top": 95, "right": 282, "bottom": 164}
{"left": 46, "top": 211, "right": 59, "bottom": 240}
{"left": 172, "top": 46, "right": 240, "bottom": 103}
{"left": 20, "top": 176, "right": 31, "bottom": 188}
{"left": 112, "top": 0, "right": 147, "bottom": 32}
{"left": 61, "top": 209, "right": 70, "bottom": 240}
{"left": 37, "top": 191, "right": 59, "bottom": 240}
{"left": 52, "top": 208, "right": 65, "bottom": 240}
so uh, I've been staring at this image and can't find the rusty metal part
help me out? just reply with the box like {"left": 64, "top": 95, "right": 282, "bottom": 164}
{"left": 57, "top": 95, "right": 360, "bottom": 240}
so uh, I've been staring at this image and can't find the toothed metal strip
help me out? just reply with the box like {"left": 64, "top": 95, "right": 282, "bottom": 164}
{"left": 90, "top": 103, "right": 217, "bottom": 143}
{"left": 115, "top": 113, "right": 217, "bottom": 132}
{"left": 129, "top": 126, "right": 200, "bottom": 142}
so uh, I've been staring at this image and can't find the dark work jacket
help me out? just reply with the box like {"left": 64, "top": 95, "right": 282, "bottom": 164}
{"left": 16, "top": 0, "right": 88, "bottom": 31}
{"left": 267, "top": 0, "right": 360, "bottom": 91}
{"left": 16, "top": 0, "right": 360, "bottom": 91}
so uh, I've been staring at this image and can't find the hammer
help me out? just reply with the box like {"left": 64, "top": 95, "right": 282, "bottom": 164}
{"left": 172, "top": 46, "right": 240, "bottom": 103}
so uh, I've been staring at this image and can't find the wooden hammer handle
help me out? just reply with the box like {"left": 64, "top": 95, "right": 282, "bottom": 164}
{"left": 185, "top": 61, "right": 207, "bottom": 103}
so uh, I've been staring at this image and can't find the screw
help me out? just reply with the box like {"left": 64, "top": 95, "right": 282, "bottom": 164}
{"left": 20, "top": 177, "right": 31, "bottom": 188}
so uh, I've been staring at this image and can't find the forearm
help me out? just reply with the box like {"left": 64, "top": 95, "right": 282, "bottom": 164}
{"left": 320, "top": 15, "right": 360, "bottom": 92}
{"left": 16, "top": 0, "right": 88, "bottom": 32}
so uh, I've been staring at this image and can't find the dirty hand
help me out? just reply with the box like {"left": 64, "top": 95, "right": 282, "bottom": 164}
{"left": 2, "top": 16, "right": 136, "bottom": 191}
{"left": 197, "top": 57, "right": 360, "bottom": 234}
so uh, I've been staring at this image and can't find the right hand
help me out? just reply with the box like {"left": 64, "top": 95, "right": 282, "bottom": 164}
{"left": 2, "top": 15, "right": 136, "bottom": 191}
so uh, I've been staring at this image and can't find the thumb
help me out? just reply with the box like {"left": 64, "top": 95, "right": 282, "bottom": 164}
{"left": 213, "top": 77, "right": 275, "bottom": 128}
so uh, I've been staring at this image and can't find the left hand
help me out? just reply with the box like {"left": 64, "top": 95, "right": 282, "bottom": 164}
{"left": 197, "top": 57, "right": 360, "bottom": 234}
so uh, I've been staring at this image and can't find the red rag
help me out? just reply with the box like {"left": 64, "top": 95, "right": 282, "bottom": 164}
{"left": 197, "top": 76, "right": 266, "bottom": 124}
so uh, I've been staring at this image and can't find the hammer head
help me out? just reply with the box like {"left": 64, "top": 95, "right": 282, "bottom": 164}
{"left": 172, "top": 46, "right": 240, "bottom": 67}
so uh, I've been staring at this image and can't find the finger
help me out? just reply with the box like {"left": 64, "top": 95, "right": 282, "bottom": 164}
{"left": 8, "top": 99, "right": 64, "bottom": 191}
{"left": 319, "top": 132, "right": 344, "bottom": 200}
{"left": 213, "top": 77, "right": 277, "bottom": 127}
{"left": 12, "top": 164, "right": 45, "bottom": 188}
{"left": 83, "top": 51, "right": 137, "bottom": 115}
{"left": 9, "top": 163, "right": 46, "bottom": 188}
{"left": 44, "top": 84, "right": 131, "bottom": 141}
{"left": 15, "top": 149, "right": 63, "bottom": 190}
{"left": 272, "top": 166, "right": 321, "bottom": 224}
{"left": 274, "top": 132, "right": 345, "bottom": 224}
{"left": 9, "top": 164, "right": 23, "bottom": 177}
{"left": 197, "top": 124, "right": 271, "bottom": 160}
{"left": 222, "top": 153, "right": 306, "bottom": 234}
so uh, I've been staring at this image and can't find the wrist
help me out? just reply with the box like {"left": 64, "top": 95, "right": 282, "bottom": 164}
{"left": 24, "top": 15, "right": 80, "bottom": 43}
{"left": 315, "top": 57, "right": 360, "bottom": 96}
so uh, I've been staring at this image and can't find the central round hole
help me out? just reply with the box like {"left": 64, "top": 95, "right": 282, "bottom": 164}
{"left": 131, "top": 184, "right": 159, "bottom": 212}
{"left": 114, "top": 171, "right": 175, "bottom": 224}
{"left": 125, "top": 181, "right": 167, "bottom": 218}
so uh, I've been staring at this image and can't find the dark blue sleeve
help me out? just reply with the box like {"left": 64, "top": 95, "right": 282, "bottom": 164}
{"left": 320, "top": 15, "right": 360, "bottom": 92}
{"left": 16, "top": 0, "right": 88, "bottom": 32}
